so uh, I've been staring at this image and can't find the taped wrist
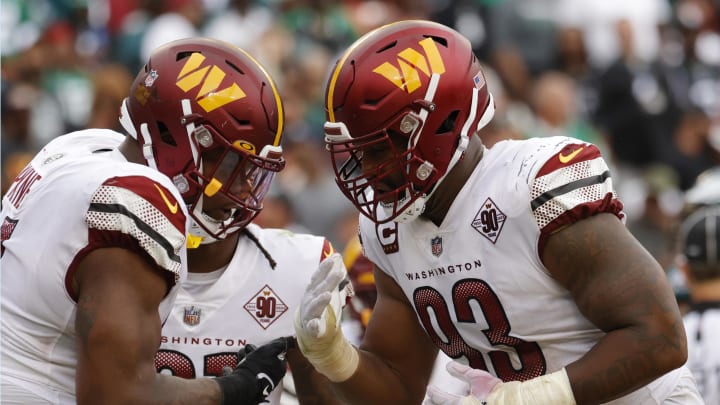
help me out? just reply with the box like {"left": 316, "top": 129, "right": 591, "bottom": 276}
{"left": 215, "top": 369, "right": 259, "bottom": 405}
{"left": 487, "top": 368, "right": 576, "bottom": 405}
{"left": 295, "top": 307, "right": 359, "bottom": 382}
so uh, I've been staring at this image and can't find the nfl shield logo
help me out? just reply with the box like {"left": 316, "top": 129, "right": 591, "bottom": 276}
{"left": 431, "top": 236, "right": 443, "bottom": 257}
{"left": 183, "top": 306, "right": 201, "bottom": 326}
{"left": 144, "top": 69, "right": 158, "bottom": 87}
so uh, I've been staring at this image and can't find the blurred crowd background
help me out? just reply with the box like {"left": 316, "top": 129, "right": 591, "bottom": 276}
{"left": 2, "top": 0, "right": 720, "bottom": 281}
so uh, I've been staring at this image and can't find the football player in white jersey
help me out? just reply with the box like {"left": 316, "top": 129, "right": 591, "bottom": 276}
{"left": 1, "top": 38, "right": 290, "bottom": 404}
{"left": 292, "top": 20, "right": 704, "bottom": 404}
{"left": 156, "top": 224, "right": 345, "bottom": 405}
{"left": 146, "top": 39, "right": 343, "bottom": 404}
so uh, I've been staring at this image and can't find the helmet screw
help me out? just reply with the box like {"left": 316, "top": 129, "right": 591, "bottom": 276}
{"left": 400, "top": 116, "right": 419, "bottom": 134}
{"left": 180, "top": 118, "right": 187, "bottom": 124}
{"left": 194, "top": 127, "right": 213, "bottom": 148}
{"left": 416, "top": 164, "right": 432, "bottom": 181}
{"left": 173, "top": 175, "right": 190, "bottom": 193}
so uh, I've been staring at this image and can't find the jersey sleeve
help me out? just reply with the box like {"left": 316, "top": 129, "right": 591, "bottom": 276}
{"left": 318, "top": 238, "right": 336, "bottom": 264}
{"left": 530, "top": 142, "right": 624, "bottom": 258}
{"left": 84, "top": 175, "right": 187, "bottom": 283}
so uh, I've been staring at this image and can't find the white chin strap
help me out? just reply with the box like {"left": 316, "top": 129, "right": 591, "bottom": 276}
{"left": 186, "top": 195, "right": 241, "bottom": 247}
{"left": 187, "top": 219, "right": 219, "bottom": 248}
{"left": 385, "top": 193, "right": 426, "bottom": 224}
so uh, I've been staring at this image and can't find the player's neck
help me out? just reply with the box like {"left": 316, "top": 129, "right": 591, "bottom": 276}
{"left": 118, "top": 136, "right": 145, "bottom": 165}
{"left": 422, "top": 134, "right": 484, "bottom": 227}
{"left": 187, "top": 231, "right": 240, "bottom": 273}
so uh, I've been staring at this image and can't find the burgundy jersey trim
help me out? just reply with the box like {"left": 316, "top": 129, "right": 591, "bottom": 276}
{"left": 535, "top": 143, "right": 600, "bottom": 178}
{"left": 537, "top": 193, "right": 624, "bottom": 262}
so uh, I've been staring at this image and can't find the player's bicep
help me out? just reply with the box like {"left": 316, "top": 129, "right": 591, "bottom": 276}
{"left": 543, "top": 213, "right": 678, "bottom": 331}
{"left": 361, "top": 267, "right": 438, "bottom": 392}
{"left": 75, "top": 247, "right": 169, "bottom": 404}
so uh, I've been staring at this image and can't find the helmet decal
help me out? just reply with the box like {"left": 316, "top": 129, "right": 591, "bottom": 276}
{"left": 175, "top": 53, "right": 247, "bottom": 113}
{"left": 372, "top": 37, "right": 446, "bottom": 94}
{"left": 144, "top": 69, "right": 159, "bottom": 87}
{"left": 134, "top": 75, "right": 153, "bottom": 106}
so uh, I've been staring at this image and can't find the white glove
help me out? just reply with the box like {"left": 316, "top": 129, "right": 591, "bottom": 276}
{"left": 426, "top": 363, "right": 575, "bottom": 405}
{"left": 294, "top": 252, "right": 358, "bottom": 382}
{"left": 425, "top": 362, "right": 501, "bottom": 405}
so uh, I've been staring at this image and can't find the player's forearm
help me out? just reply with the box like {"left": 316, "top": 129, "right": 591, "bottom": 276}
{"left": 565, "top": 326, "right": 687, "bottom": 404}
{"left": 150, "top": 374, "right": 223, "bottom": 405}
{"left": 77, "top": 374, "right": 222, "bottom": 405}
{"left": 288, "top": 350, "right": 345, "bottom": 405}
{"left": 326, "top": 349, "right": 427, "bottom": 405}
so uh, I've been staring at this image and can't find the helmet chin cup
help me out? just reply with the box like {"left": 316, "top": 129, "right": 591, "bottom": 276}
{"left": 187, "top": 219, "right": 219, "bottom": 247}
{"left": 188, "top": 197, "right": 246, "bottom": 243}
{"left": 392, "top": 196, "right": 427, "bottom": 223}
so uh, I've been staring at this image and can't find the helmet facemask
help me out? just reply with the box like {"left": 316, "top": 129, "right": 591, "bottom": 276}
{"left": 325, "top": 87, "right": 494, "bottom": 224}
{"left": 325, "top": 105, "right": 438, "bottom": 224}
{"left": 185, "top": 123, "right": 284, "bottom": 244}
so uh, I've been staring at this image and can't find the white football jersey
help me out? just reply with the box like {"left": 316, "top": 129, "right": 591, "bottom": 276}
{"left": 157, "top": 223, "right": 331, "bottom": 404}
{"left": 1, "top": 129, "right": 188, "bottom": 404}
{"left": 361, "top": 136, "right": 687, "bottom": 404}
{"left": 683, "top": 304, "right": 720, "bottom": 405}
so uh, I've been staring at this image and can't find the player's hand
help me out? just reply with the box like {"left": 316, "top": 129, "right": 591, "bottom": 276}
{"left": 215, "top": 336, "right": 291, "bottom": 405}
{"left": 426, "top": 363, "right": 576, "bottom": 405}
{"left": 425, "top": 362, "right": 501, "bottom": 405}
{"left": 296, "top": 252, "right": 352, "bottom": 339}
{"left": 294, "top": 252, "right": 358, "bottom": 381}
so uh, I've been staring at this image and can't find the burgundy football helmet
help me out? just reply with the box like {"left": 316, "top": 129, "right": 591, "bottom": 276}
{"left": 324, "top": 20, "right": 495, "bottom": 224}
{"left": 119, "top": 38, "right": 285, "bottom": 243}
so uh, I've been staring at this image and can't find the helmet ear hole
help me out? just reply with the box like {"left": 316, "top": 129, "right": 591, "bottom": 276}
{"left": 435, "top": 110, "right": 459, "bottom": 134}
{"left": 157, "top": 122, "right": 177, "bottom": 146}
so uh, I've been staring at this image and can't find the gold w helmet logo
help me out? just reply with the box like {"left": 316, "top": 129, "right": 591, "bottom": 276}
{"left": 176, "top": 53, "right": 246, "bottom": 112}
{"left": 372, "top": 37, "right": 446, "bottom": 94}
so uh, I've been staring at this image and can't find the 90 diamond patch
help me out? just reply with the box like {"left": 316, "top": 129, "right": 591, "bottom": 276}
{"left": 243, "top": 285, "right": 288, "bottom": 329}
{"left": 471, "top": 198, "right": 506, "bottom": 244}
